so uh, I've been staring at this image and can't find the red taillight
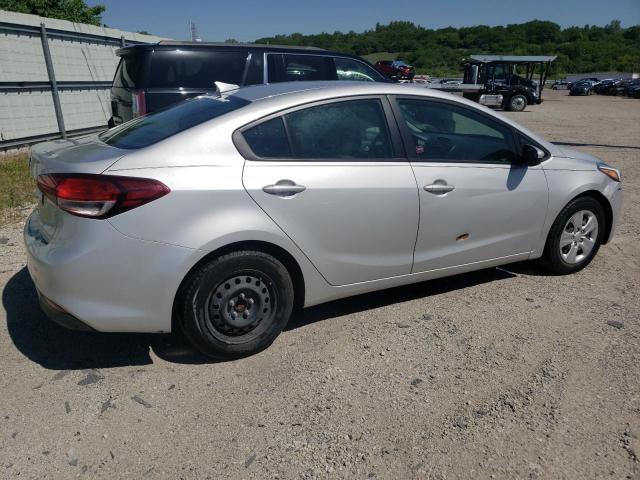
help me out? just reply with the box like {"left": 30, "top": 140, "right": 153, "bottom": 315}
{"left": 132, "top": 90, "right": 147, "bottom": 118}
{"left": 37, "top": 173, "right": 170, "bottom": 219}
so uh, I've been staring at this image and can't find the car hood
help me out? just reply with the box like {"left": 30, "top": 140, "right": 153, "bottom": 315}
{"left": 550, "top": 146, "right": 602, "bottom": 170}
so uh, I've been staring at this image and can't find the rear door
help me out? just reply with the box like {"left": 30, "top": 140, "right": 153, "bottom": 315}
{"left": 239, "top": 97, "right": 419, "bottom": 286}
{"left": 391, "top": 96, "right": 548, "bottom": 272}
{"left": 144, "top": 49, "right": 250, "bottom": 113}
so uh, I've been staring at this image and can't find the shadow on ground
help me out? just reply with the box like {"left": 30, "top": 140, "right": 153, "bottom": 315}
{"left": 3, "top": 264, "right": 525, "bottom": 369}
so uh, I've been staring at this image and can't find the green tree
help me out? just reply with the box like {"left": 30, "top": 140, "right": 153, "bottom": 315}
{"left": 0, "top": 0, "right": 105, "bottom": 26}
{"left": 256, "top": 19, "right": 640, "bottom": 75}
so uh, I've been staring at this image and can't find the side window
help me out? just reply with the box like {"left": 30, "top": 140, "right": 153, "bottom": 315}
{"left": 284, "top": 99, "right": 392, "bottom": 159}
{"left": 396, "top": 99, "right": 516, "bottom": 163}
{"left": 278, "top": 54, "right": 337, "bottom": 82}
{"left": 334, "top": 57, "right": 379, "bottom": 82}
{"left": 243, "top": 117, "right": 291, "bottom": 158}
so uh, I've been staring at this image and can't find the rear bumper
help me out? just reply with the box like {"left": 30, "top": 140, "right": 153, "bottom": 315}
{"left": 24, "top": 208, "right": 196, "bottom": 333}
{"left": 38, "top": 291, "right": 96, "bottom": 331}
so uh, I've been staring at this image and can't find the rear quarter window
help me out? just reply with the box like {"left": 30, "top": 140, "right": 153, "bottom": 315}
{"left": 113, "top": 55, "right": 144, "bottom": 88}
{"left": 148, "top": 50, "right": 249, "bottom": 89}
{"left": 268, "top": 54, "right": 337, "bottom": 83}
{"left": 100, "top": 96, "right": 250, "bottom": 149}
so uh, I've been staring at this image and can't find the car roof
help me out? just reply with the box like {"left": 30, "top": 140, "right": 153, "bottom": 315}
{"left": 116, "top": 42, "right": 360, "bottom": 58}
{"left": 466, "top": 55, "right": 557, "bottom": 64}
{"left": 224, "top": 81, "right": 468, "bottom": 107}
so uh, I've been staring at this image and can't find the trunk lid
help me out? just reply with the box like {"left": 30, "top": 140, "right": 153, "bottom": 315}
{"left": 29, "top": 135, "right": 125, "bottom": 178}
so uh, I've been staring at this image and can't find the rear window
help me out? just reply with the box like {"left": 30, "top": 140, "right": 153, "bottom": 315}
{"left": 100, "top": 96, "right": 250, "bottom": 149}
{"left": 148, "top": 50, "right": 248, "bottom": 89}
{"left": 113, "top": 55, "right": 144, "bottom": 88}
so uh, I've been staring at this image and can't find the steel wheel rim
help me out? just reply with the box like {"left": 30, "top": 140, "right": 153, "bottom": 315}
{"left": 559, "top": 210, "right": 599, "bottom": 264}
{"left": 204, "top": 271, "right": 277, "bottom": 342}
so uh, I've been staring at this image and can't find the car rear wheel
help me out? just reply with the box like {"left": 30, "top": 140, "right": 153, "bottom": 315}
{"left": 178, "top": 250, "right": 294, "bottom": 359}
{"left": 540, "top": 197, "right": 605, "bottom": 274}
{"left": 506, "top": 94, "right": 528, "bottom": 112}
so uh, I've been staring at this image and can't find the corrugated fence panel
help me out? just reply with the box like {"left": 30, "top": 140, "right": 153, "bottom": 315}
{"left": 0, "top": 31, "right": 48, "bottom": 82}
{"left": 48, "top": 37, "right": 120, "bottom": 82}
{"left": 0, "top": 90, "right": 58, "bottom": 141}
{"left": 59, "top": 89, "right": 112, "bottom": 131}
{"left": 0, "top": 9, "right": 166, "bottom": 148}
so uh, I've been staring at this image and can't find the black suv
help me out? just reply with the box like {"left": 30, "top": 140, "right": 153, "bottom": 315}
{"left": 109, "top": 42, "right": 387, "bottom": 125}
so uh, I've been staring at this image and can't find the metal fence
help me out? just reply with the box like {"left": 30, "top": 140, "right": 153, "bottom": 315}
{"left": 0, "top": 9, "right": 165, "bottom": 150}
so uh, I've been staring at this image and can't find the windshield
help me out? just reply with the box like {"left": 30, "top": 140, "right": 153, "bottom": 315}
{"left": 100, "top": 96, "right": 250, "bottom": 149}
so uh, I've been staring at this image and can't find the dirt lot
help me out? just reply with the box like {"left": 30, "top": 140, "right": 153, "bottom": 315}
{"left": 0, "top": 90, "right": 638, "bottom": 479}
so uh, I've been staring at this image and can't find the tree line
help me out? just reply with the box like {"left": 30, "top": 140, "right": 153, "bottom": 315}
{"left": 256, "top": 20, "right": 640, "bottom": 76}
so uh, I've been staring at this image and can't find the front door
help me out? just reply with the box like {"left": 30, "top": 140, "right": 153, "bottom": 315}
{"left": 239, "top": 97, "right": 419, "bottom": 286}
{"left": 392, "top": 96, "right": 549, "bottom": 272}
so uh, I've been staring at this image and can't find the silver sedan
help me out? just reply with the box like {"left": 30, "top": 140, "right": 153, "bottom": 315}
{"left": 24, "top": 81, "right": 623, "bottom": 358}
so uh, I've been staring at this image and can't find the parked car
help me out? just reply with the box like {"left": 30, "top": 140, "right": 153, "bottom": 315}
{"left": 622, "top": 79, "right": 640, "bottom": 98}
{"left": 567, "top": 77, "right": 599, "bottom": 89}
{"left": 551, "top": 79, "right": 569, "bottom": 90}
{"left": 374, "top": 60, "right": 416, "bottom": 81}
{"left": 569, "top": 81, "right": 594, "bottom": 96}
{"left": 594, "top": 79, "right": 624, "bottom": 95}
{"left": 438, "top": 78, "right": 463, "bottom": 86}
{"left": 109, "top": 42, "right": 387, "bottom": 126}
{"left": 26, "top": 81, "right": 622, "bottom": 359}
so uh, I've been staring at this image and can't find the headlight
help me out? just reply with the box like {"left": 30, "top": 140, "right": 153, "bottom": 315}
{"left": 598, "top": 163, "right": 621, "bottom": 182}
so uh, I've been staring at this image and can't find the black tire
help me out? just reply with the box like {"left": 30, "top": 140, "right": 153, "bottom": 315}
{"left": 506, "top": 94, "right": 528, "bottom": 112}
{"left": 540, "top": 197, "right": 605, "bottom": 275}
{"left": 178, "top": 250, "right": 294, "bottom": 359}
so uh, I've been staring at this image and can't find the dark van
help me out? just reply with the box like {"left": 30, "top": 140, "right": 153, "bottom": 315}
{"left": 109, "top": 42, "right": 387, "bottom": 125}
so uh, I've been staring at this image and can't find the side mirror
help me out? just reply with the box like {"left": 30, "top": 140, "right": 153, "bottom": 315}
{"left": 519, "top": 144, "right": 545, "bottom": 165}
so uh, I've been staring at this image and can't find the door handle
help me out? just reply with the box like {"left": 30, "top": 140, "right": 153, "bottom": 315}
{"left": 262, "top": 179, "right": 306, "bottom": 197}
{"left": 424, "top": 183, "right": 455, "bottom": 194}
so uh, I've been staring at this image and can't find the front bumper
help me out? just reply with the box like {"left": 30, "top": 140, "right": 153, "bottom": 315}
{"left": 24, "top": 208, "right": 196, "bottom": 333}
{"left": 606, "top": 182, "right": 623, "bottom": 244}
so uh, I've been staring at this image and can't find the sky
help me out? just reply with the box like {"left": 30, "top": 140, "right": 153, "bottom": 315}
{"left": 99, "top": 0, "right": 640, "bottom": 41}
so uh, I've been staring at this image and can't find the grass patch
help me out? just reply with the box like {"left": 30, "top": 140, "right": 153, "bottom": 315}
{"left": 0, "top": 152, "right": 34, "bottom": 225}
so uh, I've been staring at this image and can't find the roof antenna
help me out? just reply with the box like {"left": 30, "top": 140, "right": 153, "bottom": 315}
{"left": 214, "top": 81, "right": 240, "bottom": 95}
{"left": 189, "top": 20, "right": 202, "bottom": 42}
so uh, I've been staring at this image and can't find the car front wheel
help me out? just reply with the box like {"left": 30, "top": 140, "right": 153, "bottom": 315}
{"left": 541, "top": 197, "right": 605, "bottom": 274}
{"left": 178, "top": 250, "right": 294, "bottom": 359}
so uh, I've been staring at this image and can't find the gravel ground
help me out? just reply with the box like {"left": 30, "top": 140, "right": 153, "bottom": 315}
{"left": 1, "top": 90, "right": 639, "bottom": 479}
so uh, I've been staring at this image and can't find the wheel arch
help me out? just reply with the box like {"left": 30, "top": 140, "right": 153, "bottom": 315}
{"left": 172, "top": 240, "right": 306, "bottom": 332}
{"left": 543, "top": 189, "right": 614, "bottom": 252}
{"left": 572, "top": 190, "right": 613, "bottom": 244}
